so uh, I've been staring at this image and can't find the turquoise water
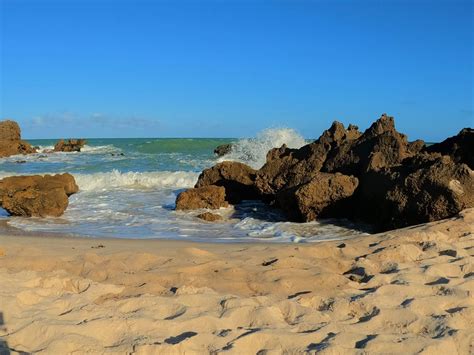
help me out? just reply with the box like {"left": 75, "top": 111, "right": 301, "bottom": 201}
{"left": 0, "top": 130, "right": 367, "bottom": 242}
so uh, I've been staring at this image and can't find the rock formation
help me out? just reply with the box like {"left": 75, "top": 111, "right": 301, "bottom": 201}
{"left": 0, "top": 173, "right": 79, "bottom": 217}
{"left": 0, "top": 120, "right": 37, "bottom": 158}
{"left": 53, "top": 139, "right": 87, "bottom": 152}
{"left": 196, "top": 212, "right": 223, "bottom": 221}
{"left": 175, "top": 186, "right": 228, "bottom": 210}
{"left": 214, "top": 143, "right": 233, "bottom": 157}
{"left": 195, "top": 162, "right": 257, "bottom": 204}
{"left": 176, "top": 114, "right": 474, "bottom": 232}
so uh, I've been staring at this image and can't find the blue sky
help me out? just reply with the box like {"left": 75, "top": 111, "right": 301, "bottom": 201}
{"left": 0, "top": 0, "right": 472, "bottom": 140}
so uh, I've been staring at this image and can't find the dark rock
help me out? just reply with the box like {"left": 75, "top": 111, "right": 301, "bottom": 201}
{"left": 196, "top": 212, "right": 223, "bottom": 222}
{"left": 0, "top": 120, "right": 37, "bottom": 158}
{"left": 255, "top": 121, "right": 361, "bottom": 199}
{"left": 425, "top": 128, "right": 474, "bottom": 169}
{"left": 276, "top": 172, "right": 359, "bottom": 221}
{"left": 175, "top": 185, "right": 228, "bottom": 210}
{"left": 195, "top": 162, "right": 258, "bottom": 203}
{"left": 323, "top": 114, "right": 425, "bottom": 175}
{"left": 0, "top": 173, "right": 79, "bottom": 217}
{"left": 54, "top": 139, "right": 87, "bottom": 152}
{"left": 356, "top": 154, "right": 474, "bottom": 231}
{"left": 214, "top": 143, "right": 233, "bottom": 157}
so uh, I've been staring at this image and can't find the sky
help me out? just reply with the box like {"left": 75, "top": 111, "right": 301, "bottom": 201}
{"left": 0, "top": 0, "right": 472, "bottom": 140}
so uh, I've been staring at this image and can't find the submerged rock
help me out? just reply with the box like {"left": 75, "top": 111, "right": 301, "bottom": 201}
{"left": 176, "top": 185, "right": 228, "bottom": 210}
{"left": 54, "top": 139, "right": 87, "bottom": 152}
{"left": 214, "top": 143, "right": 233, "bottom": 157}
{"left": 0, "top": 173, "right": 79, "bottom": 217}
{"left": 0, "top": 120, "right": 37, "bottom": 158}
{"left": 195, "top": 162, "right": 258, "bottom": 203}
{"left": 196, "top": 212, "right": 223, "bottom": 222}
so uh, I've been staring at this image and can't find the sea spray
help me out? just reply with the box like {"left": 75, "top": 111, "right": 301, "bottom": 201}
{"left": 219, "top": 127, "right": 307, "bottom": 168}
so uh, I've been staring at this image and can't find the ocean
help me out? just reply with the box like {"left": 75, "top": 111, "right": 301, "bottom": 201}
{"left": 0, "top": 128, "right": 368, "bottom": 242}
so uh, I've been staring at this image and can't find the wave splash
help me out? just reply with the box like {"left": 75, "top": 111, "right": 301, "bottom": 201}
{"left": 219, "top": 127, "right": 307, "bottom": 168}
{"left": 75, "top": 170, "right": 199, "bottom": 191}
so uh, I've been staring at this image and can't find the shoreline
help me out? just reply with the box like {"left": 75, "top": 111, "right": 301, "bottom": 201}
{"left": 1, "top": 209, "right": 473, "bottom": 353}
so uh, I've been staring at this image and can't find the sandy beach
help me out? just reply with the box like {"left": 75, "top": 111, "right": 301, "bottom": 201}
{"left": 0, "top": 209, "right": 473, "bottom": 354}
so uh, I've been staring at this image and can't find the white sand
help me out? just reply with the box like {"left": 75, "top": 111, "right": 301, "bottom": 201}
{"left": 1, "top": 209, "right": 473, "bottom": 354}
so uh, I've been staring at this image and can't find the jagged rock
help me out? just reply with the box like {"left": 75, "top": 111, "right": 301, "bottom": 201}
{"left": 255, "top": 121, "right": 361, "bottom": 198}
{"left": 195, "top": 162, "right": 257, "bottom": 203}
{"left": 425, "top": 128, "right": 473, "bottom": 169}
{"left": 0, "top": 120, "right": 36, "bottom": 158}
{"left": 196, "top": 212, "right": 223, "bottom": 221}
{"left": 0, "top": 173, "right": 79, "bottom": 217}
{"left": 175, "top": 185, "right": 228, "bottom": 210}
{"left": 322, "top": 114, "right": 425, "bottom": 175}
{"left": 214, "top": 144, "right": 233, "bottom": 157}
{"left": 356, "top": 154, "right": 474, "bottom": 231}
{"left": 276, "top": 172, "right": 359, "bottom": 221}
{"left": 54, "top": 139, "right": 87, "bottom": 152}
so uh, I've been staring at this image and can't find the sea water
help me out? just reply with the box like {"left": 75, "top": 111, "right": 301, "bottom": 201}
{"left": 0, "top": 128, "right": 367, "bottom": 242}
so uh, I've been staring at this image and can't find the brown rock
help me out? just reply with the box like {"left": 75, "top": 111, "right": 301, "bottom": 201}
{"left": 424, "top": 128, "right": 473, "bottom": 169}
{"left": 322, "top": 114, "right": 425, "bottom": 175}
{"left": 196, "top": 212, "right": 223, "bottom": 222}
{"left": 276, "top": 172, "right": 359, "bottom": 221}
{"left": 0, "top": 120, "right": 36, "bottom": 158}
{"left": 0, "top": 173, "right": 79, "bottom": 217}
{"left": 356, "top": 154, "right": 474, "bottom": 231}
{"left": 54, "top": 139, "right": 87, "bottom": 152}
{"left": 176, "top": 186, "right": 229, "bottom": 210}
{"left": 255, "top": 121, "right": 361, "bottom": 198}
{"left": 195, "top": 162, "right": 257, "bottom": 203}
{"left": 214, "top": 144, "right": 233, "bottom": 157}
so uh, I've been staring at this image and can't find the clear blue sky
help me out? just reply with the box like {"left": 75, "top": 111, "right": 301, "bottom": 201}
{"left": 1, "top": 0, "right": 472, "bottom": 140}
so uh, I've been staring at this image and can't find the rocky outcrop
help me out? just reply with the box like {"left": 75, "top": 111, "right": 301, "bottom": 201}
{"left": 54, "top": 139, "right": 87, "bottom": 152}
{"left": 255, "top": 121, "right": 361, "bottom": 199}
{"left": 424, "top": 128, "right": 473, "bottom": 169}
{"left": 176, "top": 114, "right": 474, "bottom": 232}
{"left": 175, "top": 186, "right": 228, "bottom": 210}
{"left": 0, "top": 120, "right": 36, "bottom": 158}
{"left": 214, "top": 144, "right": 233, "bottom": 157}
{"left": 276, "top": 173, "right": 359, "bottom": 222}
{"left": 356, "top": 154, "right": 474, "bottom": 230}
{"left": 0, "top": 173, "right": 79, "bottom": 217}
{"left": 322, "top": 114, "right": 425, "bottom": 175}
{"left": 195, "top": 162, "right": 257, "bottom": 203}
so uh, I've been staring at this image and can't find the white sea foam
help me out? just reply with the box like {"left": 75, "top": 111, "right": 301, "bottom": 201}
{"left": 73, "top": 170, "right": 199, "bottom": 191}
{"left": 218, "top": 127, "right": 307, "bottom": 168}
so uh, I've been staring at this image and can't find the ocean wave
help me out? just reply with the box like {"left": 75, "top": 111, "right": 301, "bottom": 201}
{"left": 0, "top": 169, "right": 199, "bottom": 191}
{"left": 73, "top": 170, "right": 199, "bottom": 190}
{"left": 218, "top": 127, "right": 307, "bottom": 168}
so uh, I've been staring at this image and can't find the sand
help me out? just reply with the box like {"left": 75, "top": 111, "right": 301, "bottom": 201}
{"left": 0, "top": 209, "right": 473, "bottom": 354}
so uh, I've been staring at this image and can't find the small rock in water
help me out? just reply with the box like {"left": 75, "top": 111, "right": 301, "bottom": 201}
{"left": 197, "top": 212, "right": 223, "bottom": 222}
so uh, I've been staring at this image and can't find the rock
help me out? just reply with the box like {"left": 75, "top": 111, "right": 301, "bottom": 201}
{"left": 53, "top": 139, "right": 87, "bottom": 152}
{"left": 276, "top": 172, "right": 359, "bottom": 221}
{"left": 356, "top": 154, "right": 474, "bottom": 231}
{"left": 196, "top": 212, "right": 223, "bottom": 222}
{"left": 175, "top": 186, "right": 229, "bottom": 210}
{"left": 424, "top": 128, "right": 474, "bottom": 169}
{"left": 0, "top": 173, "right": 79, "bottom": 217}
{"left": 255, "top": 121, "right": 361, "bottom": 199}
{"left": 0, "top": 120, "right": 37, "bottom": 158}
{"left": 322, "top": 114, "right": 425, "bottom": 175}
{"left": 195, "top": 162, "right": 258, "bottom": 203}
{"left": 214, "top": 144, "right": 233, "bottom": 157}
